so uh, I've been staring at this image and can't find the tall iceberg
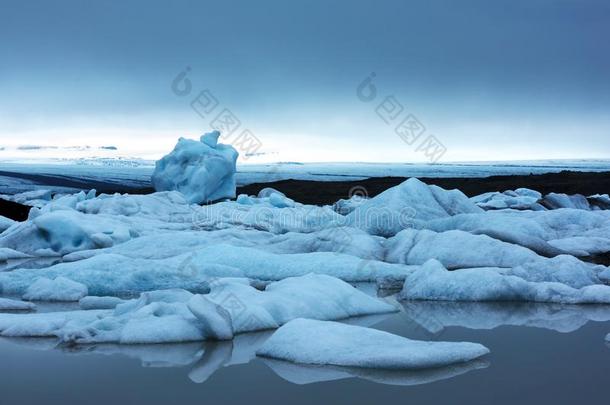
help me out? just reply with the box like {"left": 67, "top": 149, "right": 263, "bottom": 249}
{"left": 152, "top": 131, "right": 239, "bottom": 204}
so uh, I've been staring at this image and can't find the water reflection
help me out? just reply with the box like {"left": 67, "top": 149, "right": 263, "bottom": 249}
{"left": 401, "top": 301, "right": 610, "bottom": 335}
{"left": 4, "top": 301, "right": 610, "bottom": 389}
{"left": 0, "top": 257, "right": 63, "bottom": 272}
{"left": 262, "top": 358, "right": 489, "bottom": 386}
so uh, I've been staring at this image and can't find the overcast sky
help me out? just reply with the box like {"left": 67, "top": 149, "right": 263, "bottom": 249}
{"left": 1, "top": 0, "right": 609, "bottom": 162}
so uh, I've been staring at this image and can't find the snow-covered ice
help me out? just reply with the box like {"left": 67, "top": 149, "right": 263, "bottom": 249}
{"left": 152, "top": 131, "right": 239, "bottom": 204}
{"left": 257, "top": 318, "right": 489, "bottom": 369}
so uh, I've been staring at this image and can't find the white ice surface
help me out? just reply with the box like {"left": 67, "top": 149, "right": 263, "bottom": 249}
{"left": 257, "top": 318, "right": 489, "bottom": 369}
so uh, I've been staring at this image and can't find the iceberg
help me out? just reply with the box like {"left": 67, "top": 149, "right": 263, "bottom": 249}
{"left": 346, "top": 178, "right": 482, "bottom": 236}
{"left": 256, "top": 318, "right": 489, "bottom": 369}
{"left": 152, "top": 131, "right": 239, "bottom": 204}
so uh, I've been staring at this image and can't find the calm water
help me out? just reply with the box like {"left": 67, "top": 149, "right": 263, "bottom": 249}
{"left": 2, "top": 299, "right": 610, "bottom": 405}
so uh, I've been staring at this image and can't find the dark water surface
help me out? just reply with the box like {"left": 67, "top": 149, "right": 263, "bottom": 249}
{"left": 2, "top": 300, "right": 610, "bottom": 405}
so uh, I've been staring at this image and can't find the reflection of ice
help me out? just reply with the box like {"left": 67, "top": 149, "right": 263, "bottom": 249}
{"left": 402, "top": 301, "right": 610, "bottom": 334}
{"left": 189, "top": 330, "right": 272, "bottom": 383}
{"left": 62, "top": 342, "right": 205, "bottom": 368}
{"left": 1, "top": 336, "right": 205, "bottom": 367}
{"left": 262, "top": 357, "right": 489, "bottom": 386}
{"left": 1, "top": 330, "right": 273, "bottom": 383}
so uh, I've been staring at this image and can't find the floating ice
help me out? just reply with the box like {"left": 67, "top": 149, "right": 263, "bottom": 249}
{"left": 257, "top": 318, "right": 489, "bottom": 369}
{"left": 0, "top": 189, "right": 53, "bottom": 208}
{"left": 236, "top": 192, "right": 296, "bottom": 208}
{"left": 399, "top": 260, "right": 610, "bottom": 304}
{"left": 79, "top": 296, "right": 126, "bottom": 310}
{"left": 152, "top": 131, "right": 239, "bottom": 204}
{"left": 470, "top": 188, "right": 543, "bottom": 211}
{"left": 425, "top": 208, "right": 610, "bottom": 259}
{"left": 542, "top": 193, "right": 591, "bottom": 210}
{"left": 187, "top": 295, "right": 234, "bottom": 340}
{"left": 547, "top": 236, "right": 610, "bottom": 257}
{"left": 22, "top": 277, "right": 88, "bottom": 302}
{"left": 0, "top": 244, "right": 413, "bottom": 297}
{"left": 333, "top": 195, "right": 368, "bottom": 215}
{"left": 0, "top": 274, "right": 396, "bottom": 343}
{"left": 385, "top": 228, "right": 538, "bottom": 269}
{"left": 0, "top": 309, "right": 107, "bottom": 337}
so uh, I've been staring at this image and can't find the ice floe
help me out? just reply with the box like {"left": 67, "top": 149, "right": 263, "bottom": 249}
{"left": 346, "top": 178, "right": 482, "bottom": 236}
{"left": 399, "top": 260, "right": 610, "bottom": 304}
{"left": 471, "top": 188, "right": 544, "bottom": 211}
{"left": 257, "top": 318, "right": 489, "bottom": 369}
{"left": 79, "top": 296, "right": 126, "bottom": 310}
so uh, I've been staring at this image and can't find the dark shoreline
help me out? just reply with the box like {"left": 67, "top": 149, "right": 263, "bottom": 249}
{"left": 238, "top": 170, "right": 610, "bottom": 205}
{"left": 1, "top": 170, "right": 610, "bottom": 221}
